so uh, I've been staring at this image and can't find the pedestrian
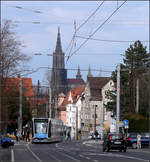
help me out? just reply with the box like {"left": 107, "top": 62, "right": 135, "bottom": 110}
{"left": 26, "top": 128, "right": 30, "bottom": 142}
{"left": 95, "top": 130, "right": 99, "bottom": 141}
{"left": 15, "top": 129, "right": 19, "bottom": 143}
{"left": 22, "top": 129, "right": 25, "bottom": 141}
{"left": 64, "top": 130, "right": 66, "bottom": 136}
{"left": 78, "top": 130, "right": 81, "bottom": 140}
{"left": 66, "top": 129, "right": 71, "bottom": 141}
{"left": 137, "top": 133, "right": 141, "bottom": 149}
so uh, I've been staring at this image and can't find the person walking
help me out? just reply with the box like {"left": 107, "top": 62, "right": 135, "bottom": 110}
{"left": 95, "top": 130, "right": 99, "bottom": 141}
{"left": 26, "top": 128, "right": 30, "bottom": 142}
{"left": 22, "top": 129, "right": 25, "bottom": 141}
{"left": 78, "top": 130, "right": 81, "bottom": 140}
{"left": 15, "top": 129, "right": 19, "bottom": 143}
{"left": 137, "top": 133, "right": 141, "bottom": 149}
{"left": 66, "top": 129, "right": 71, "bottom": 141}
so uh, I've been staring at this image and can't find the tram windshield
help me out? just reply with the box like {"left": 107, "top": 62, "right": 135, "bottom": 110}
{"left": 35, "top": 122, "right": 48, "bottom": 134}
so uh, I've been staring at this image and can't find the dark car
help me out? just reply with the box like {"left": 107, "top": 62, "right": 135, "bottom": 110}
{"left": 88, "top": 133, "right": 101, "bottom": 140}
{"left": 1, "top": 136, "right": 14, "bottom": 148}
{"left": 103, "top": 133, "right": 127, "bottom": 152}
{"left": 127, "top": 133, "right": 150, "bottom": 149}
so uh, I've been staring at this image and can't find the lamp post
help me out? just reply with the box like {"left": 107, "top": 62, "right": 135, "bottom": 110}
{"left": 148, "top": 54, "right": 150, "bottom": 148}
{"left": 149, "top": 66, "right": 150, "bottom": 148}
{"left": 76, "top": 106, "right": 78, "bottom": 140}
{"left": 0, "top": 72, "right": 2, "bottom": 134}
{"left": 116, "top": 64, "right": 120, "bottom": 133}
{"left": 94, "top": 105, "right": 97, "bottom": 133}
{"left": 48, "top": 86, "right": 52, "bottom": 118}
{"left": 0, "top": 51, "right": 2, "bottom": 134}
{"left": 19, "top": 75, "right": 22, "bottom": 137}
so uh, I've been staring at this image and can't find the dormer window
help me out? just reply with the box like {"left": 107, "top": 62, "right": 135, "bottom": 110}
{"left": 110, "top": 81, "right": 113, "bottom": 86}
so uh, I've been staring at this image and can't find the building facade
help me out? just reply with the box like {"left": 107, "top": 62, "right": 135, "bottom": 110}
{"left": 81, "top": 76, "right": 115, "bottom": 137}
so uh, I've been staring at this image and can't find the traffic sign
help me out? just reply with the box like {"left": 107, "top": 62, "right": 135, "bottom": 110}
{"left": 118, "top": 121, "right": 124, "bottom": 127}
{"left": 123, "top": 119, "right": 129, "bottom": 126}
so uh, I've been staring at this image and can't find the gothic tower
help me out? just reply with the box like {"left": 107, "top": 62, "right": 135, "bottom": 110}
{"left": 51, "top": 27, "right": 68, "bottom": 99}
{"left": 87, "top": 64, "right": 93, "bottom": 77}
{"left": 76, "top": 65, "right": 81, "bottom": 79}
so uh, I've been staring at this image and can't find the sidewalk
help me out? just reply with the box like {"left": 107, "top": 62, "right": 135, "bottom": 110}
{"left": 83, "top": 139, "right": 150, "bottom": 153}
{"left": 14, "top": 140, "right": 30, "bottom": 145}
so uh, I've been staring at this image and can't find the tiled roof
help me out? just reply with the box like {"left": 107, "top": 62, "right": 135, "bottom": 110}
{"left": 58, "top": 86, "right": 85, "bottom": 109}
{"left": 67, "top": 78, "right": 85, "bottom": 85}
{"left": 3, "top": 77, "right": 34, "bottom": 98}
{"left": 87, "top": 77, "right": 111, "bottom": 100}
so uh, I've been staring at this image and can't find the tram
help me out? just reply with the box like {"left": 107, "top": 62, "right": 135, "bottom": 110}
{"left": 32, "top": 118, "right": 64, "bottom": 143}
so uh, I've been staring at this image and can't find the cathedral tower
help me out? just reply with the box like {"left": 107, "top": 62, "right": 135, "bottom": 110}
{"left": 51, "top": 28, "right": 68, "bottom": 98}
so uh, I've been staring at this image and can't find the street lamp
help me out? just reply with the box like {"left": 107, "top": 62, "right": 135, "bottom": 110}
{"left": 18, "top": 75, "right": 22, "bottom": 137}
{"left": 94, "top": 105, "right": 97, "bottom": 133}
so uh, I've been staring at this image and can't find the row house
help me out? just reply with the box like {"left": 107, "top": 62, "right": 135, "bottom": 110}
{"left": 58, "top": 86, "right": 85, "bottom": 139}
{"left": 58, "top": 76, "right": 115, "bottom": 138}
{"left": 81, "top": 77, "right": 115, "bottom": 137}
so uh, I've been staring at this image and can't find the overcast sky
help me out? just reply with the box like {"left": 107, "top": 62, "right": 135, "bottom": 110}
{"left": 1, "top": 1, "right": 149, "bottom": 86}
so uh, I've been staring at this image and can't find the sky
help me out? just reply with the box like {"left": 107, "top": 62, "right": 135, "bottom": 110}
{"left": 1, "top": 1, "right": 149, "bottom": 86}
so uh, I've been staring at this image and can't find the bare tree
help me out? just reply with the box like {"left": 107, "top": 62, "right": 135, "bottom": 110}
{"left": 0, "top": 19, "right": 31, "bottom": 133}
{"left": 0, "top": 19, "right": 30, "bottom": 77}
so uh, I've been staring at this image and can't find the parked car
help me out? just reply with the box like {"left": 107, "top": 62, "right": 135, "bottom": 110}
{"left": 127, "top": 133, "right": 150, "bottom": 149}
{"left": 103, "top": 133, "right": 127, "bottom": 152}
{"left": 88, "top": 133, "right": 101, "bottom": 140}
{"left": 1, "top": 136, "right": 14, "bottom": 148}
{"left": 7, "top": 133, "right": 16, "bottom": 140}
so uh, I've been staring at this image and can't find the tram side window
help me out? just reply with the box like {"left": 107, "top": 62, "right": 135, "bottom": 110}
{"left": 51, "top": 121, "right": 56, "bottom": 137}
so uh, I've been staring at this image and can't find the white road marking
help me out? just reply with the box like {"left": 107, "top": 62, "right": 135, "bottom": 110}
{"left": 11, "top": 147, "right": 14, "bottom": 162}
{"left": 79, "top": 154, "right": 83, "bottom": 157}
{"left": 86, "top": 157, "right": 91, "bottom": 159}
{"left": 93, "top": 160, "right": 99, "bottom": 162}
{"left": 83, "top": 152, "right": 149, "bottom": 162}
{"left": 46, "top": 152, "right": 62, "bottom": 162}
{"left": 57, "top": 150, "right": 80, "bottom": 162}
{"left": 27, "top": 145, "right": 42, "bottom": 162}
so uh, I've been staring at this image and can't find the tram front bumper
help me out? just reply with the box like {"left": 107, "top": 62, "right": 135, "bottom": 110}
{"left": 32, "top": 138, "right": 53, "bottom": 143}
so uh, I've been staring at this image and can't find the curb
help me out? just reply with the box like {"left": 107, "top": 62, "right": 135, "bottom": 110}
{"left": 83, "top": 140, "right": 150, "bottom": 154}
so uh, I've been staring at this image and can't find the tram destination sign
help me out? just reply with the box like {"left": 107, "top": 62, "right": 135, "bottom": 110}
{"left": 34, "top": 118, "right": 48, "bottom": 123}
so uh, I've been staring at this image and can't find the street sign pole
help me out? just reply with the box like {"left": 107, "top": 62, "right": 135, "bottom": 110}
{"left": 123, "top": 119, "right": 129, "bottom": 136}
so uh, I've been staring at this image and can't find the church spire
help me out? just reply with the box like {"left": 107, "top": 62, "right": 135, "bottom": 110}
{"left": 87, "top": 65, "right": 93, "bottom": 77}
{"left": 55, "top": 27, "right": 62, "bottom": 53}
{"left": 76, "top": 65, "right": 82, "bottom": 79}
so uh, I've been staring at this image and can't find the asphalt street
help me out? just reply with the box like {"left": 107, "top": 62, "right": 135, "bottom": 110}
{"left": 0, "top": 140, "right": 150, "bottom": 162}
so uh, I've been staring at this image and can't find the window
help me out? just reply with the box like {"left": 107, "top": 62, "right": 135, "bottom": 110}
{"left": 105, "top": 90, "right": 109, "bottom": 95}
{"left": 35, "top": 123, "right": 48, "bottom": 134}
{"left": 85, "top": 115, "right": 88, "bottom": 119}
